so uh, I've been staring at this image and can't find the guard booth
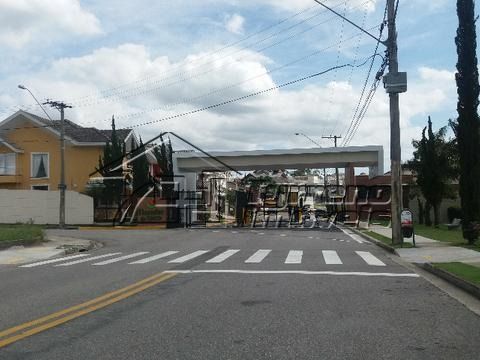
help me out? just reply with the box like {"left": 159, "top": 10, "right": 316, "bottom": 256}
{"left": 172, "top": 146, "right": 385, "bottom": 229}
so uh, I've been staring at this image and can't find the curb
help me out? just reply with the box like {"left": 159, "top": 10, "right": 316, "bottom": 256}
{"left": 417, "top": 263, "right": 480, "bottom": 300}
{"left": 349, "top": 228, "right": 399, "bottom": 255}
{"left": 44, "top": 235, "right": 103, "bottom": 255}
{"left": 0, "top": 239, "right": 44, "bottom": 251}
{"left": 54, "top": 239, "right": 103, "bottom": 255}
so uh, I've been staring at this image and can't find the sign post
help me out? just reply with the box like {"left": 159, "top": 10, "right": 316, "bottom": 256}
{"left": 401, "top": 209, "right": 415, "bottom": 247}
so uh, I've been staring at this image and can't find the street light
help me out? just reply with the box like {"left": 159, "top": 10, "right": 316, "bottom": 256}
{"left": 18, "top": 85, "right": 53, "bottom": 122}
{"left": 18, "top": 85, "right": 67, "bottom": 229}
{"left": 294, "top": 132, "right": 322, "bottom": 148}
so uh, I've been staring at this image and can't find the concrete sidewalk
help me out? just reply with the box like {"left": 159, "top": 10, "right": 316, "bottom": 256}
{"left": 0, "top": 235, "right": 98, "bottom": 265}
{"left": 369, "top": 225, "right": 480, "bottom": 266}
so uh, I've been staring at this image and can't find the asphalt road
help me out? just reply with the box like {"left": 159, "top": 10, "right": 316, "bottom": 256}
{"left": 0, "top": 227, "right": 479, "bottom": 359}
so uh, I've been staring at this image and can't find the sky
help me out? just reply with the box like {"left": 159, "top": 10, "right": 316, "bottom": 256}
{"left": 0, "top": 0, "right": 462, "bottom": 172}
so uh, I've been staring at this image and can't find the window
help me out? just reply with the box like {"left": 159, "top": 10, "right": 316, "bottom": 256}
{"left": 0, "top": 153, "right": 16, "bottom": 175}
{"left": 31, "top": 153, "right": 49, "bottom": 179}
{"left": 31, "top": 185, "right": 49, "bottom": 191}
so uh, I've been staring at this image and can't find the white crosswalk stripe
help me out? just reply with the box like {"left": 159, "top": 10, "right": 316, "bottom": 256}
{"left": 355, "top": 251, "right": 386, "bottom": 266}
{"left": 168, "top": 250, "right": 210, "bottom": 263}
{"left": 322, "top": 250, "right": 343, "bottom": 265}
{"left": 19, "top": 254, "right": 90, "bottom": 268}
{"left": 17, "top": 249, "right": 391, "bottom": 269}
{"left": 92, "top": 252, "right": 150, "bottom": 266}
{"left": 245, "top": 249, "right": 271, "bottom": 263}
{"left": 56, "top": 253, "right": 122, "bottom": 266}
{"left": 129, "top": 251, "right": 179, "bottom": 264}
{"left": 285, "top": 250, "right": 303, "bottom": 264}
{"left": 206, "top": 249, "right": 240, "bottom": 263}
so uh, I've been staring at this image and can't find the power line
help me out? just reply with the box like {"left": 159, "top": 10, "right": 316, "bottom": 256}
{"left": 125, "top": 55, "right": 377, "bottom": 130}
{"left": 327, "top": 1, "right": 369, "bottom": 136}
{"left": 70, "top": 0, "right": 373, "bottom": 108}
{"left": 98, "top": 24, "right": 382, "bottom": 123}
{"left": 342, "top": 60, "right": 386, "bottom": 146}
{"left": 68, "top": 2, "right": 342, "bottom": 106}
{"left": 0, "top": 0, "right": 374, "bottom": 118}
{"left": 341, "top": 2, "right": 388, "bottom": 145}
{"left": 323, "top": 0, "right": 349, "bottom": 129}
{"left": 1, "top": 38, "right": 378, "bottom": 136}
{"left": 62, "top": 3, "right": 322, "bottom": 105}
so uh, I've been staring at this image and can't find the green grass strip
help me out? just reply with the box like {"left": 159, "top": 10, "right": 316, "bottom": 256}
{"left": 433, "top": 262, "right": 480, "bottom": 285}
{"left": 364, "top": 231, "right": 414, "bottom": 248}
{"left": 0, "top": 225, "right": 44, "bottom": 243}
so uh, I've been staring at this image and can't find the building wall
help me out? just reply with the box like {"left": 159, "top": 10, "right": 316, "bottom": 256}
{"left": 0, "top": 121, "right": 103, "bottom": 193}
{"left": 0, "top": 190, "right": 93, "bottom": 224}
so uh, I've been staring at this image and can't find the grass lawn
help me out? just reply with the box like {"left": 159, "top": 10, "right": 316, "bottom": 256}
{"left": 364, "top": 231, "right": 414, "bottom": 248}
{"left": 412, "top": 224, "right": 480, "bottom": 252}
{"left": 0, "top": 224, "right": 44, "bottom": 244}
{"left": 433, "top": 262, "right": 480, "bottom": 286}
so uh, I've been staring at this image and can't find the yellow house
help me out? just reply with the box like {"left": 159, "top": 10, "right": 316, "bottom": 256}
{"left": 0, "top": 110, "right": 136, "bottom": 193}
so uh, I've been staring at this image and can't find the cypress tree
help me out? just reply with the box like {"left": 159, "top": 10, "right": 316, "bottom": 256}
{"left": 455, "top": 0, "right": 480, "bottom": 243}
{"left": 132, "top": 137, "right": 150, "bottom": 196}
{"left": 407, "top": 117, "right": 454, "bottom": 227}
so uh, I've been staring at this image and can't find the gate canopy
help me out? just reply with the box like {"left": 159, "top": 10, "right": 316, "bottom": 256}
{"left": 174, "top": 146, "right": 384, "bottom": 177}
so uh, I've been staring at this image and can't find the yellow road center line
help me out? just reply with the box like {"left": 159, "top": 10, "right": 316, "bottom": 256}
{"left": 0, "top": 271, "right": 169, "bottom": 339}
{"left": 0, "top": 272, "right": 176, "bottom": 347}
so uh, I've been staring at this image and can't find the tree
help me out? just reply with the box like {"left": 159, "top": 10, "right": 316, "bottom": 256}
{"left": 99, "top": 116, "right": 124, "bottom": 207}
{"left": 455, "top": 0, "right": 480, "bottom": 243}
{"left": 131, "top": 137, "right": 150, "bottom": 196}
{"left": 153, "top": 136, "right": 175, "bottom": 225}
{"left": 407, "top": 117, "right": 456, "bottom": 227}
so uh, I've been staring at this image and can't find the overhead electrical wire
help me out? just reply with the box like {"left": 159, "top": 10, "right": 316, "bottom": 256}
{"left": 341, "top": 1, "right": 388, "bottom": 146}
{"left": 102, "top": 24, "right": 382, "bottom": 124}
{"left": 0, "top": 56, "right": 377, "bottom": 134}
{"left": 0, "top": 2, "right": 326, "bottom": 117}
{"left": 326, "top": 1, "right": 369, "bottom": 136}
{"left": 62, "top": 3, "right": 321, "bottom": 104}
{"left": 0, "top": 0, "right": 374, "bottom": 118}
{"left": 70, "top": 0, "right": 374, "bottom": 108}
{"left": 67, "top": 1, "right": 347, "bottom": 106}
{"left": 66, "top": 0, "right": 374, "bottom": 106}
{"left": 323, "top": 0, "right": 348, "bottom": 134}
{"left": 125, "top": 55, "right": 379, "bottom": 130}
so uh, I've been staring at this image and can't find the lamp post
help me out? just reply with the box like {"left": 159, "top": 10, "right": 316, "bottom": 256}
{"left": 295, "top": 132, "right": 322, "bottom": 148}
{"left": 18, "top": 85, "right": 68, "bottom": 228}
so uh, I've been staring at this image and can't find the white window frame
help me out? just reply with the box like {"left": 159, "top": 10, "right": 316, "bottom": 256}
{"left": 31, "top": 184, "right": 50, "bottom": 191}
{"left": 31, "top": 152, "right": 50, "bottom": 179}
{"left": 0, "top": 153, "right": 16, "bottom": 175}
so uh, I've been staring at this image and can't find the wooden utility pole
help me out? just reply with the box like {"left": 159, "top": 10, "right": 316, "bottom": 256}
{"left": 313, "top": 0, "right": 407, "bottom": 244}
{"left": 45, "top": 100, "right": 72, "bottom": 229}
{"left": 385, "top": 0, "right": 404, "bottom": 245}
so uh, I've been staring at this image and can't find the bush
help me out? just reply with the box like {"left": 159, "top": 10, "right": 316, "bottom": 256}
{"left": 447, "top": 207, "right": 463, "bottom": 223}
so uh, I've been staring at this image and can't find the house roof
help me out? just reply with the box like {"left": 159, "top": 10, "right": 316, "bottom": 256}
{"left": 0, "top": 110, "right": 133, "bottom": 145}
{"left": 0, "top": 136, "right": 23, "bottom": 153}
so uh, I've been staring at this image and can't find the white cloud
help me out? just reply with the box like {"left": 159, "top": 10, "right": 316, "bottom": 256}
{"left": 252, "top": 0, "right": 378, "bottom": 13}
{"left": 418, "top": 67, "right": 455, "bottom": 83}
{"left": 225, "top": 14, "right": 245, "bottom": 35}
{"left": 0, "top": 42, "right": 456, "bottom": 173}
{"left": 0, "top": 0, "right": 102, "bottom": 48}
{"left": 403, "top": 0, "right": 449, "bottom": 12}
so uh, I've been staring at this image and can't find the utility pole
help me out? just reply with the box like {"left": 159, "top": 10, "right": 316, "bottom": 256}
{"left": 322, "top": 135, "right": 341, "bottom": 186}
{"left": 44, "top": 100, "right": 72, "bottom": 229}
{"left": 313, "top": 0, "right": 407, "bottom": 244}
{"left": 385, "top": 0, "right": 405, "bottom": 245}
